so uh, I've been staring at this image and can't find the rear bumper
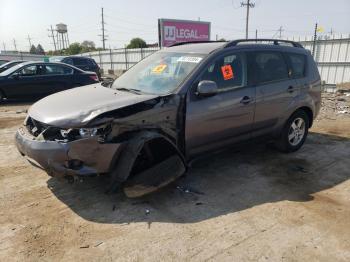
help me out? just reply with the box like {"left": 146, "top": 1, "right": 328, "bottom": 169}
{"left": 15, "top": 127, "right": 123, "bottom": 177}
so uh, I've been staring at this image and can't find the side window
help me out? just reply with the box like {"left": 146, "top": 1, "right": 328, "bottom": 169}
{"left": 45, "top": 65, "right": 73, "bottom": 75}
{"left": 252, "top": 52, "right": 289, "bottom": 84}
{"left": 18, "top": 65, "right": 38, "bottom": 76}
{"left": 287, "top": 53, "right": 306, "bottom": 78}
{"left": 63, "top": 58, "right": 73, "bottom": 65}
{"left": 200, "top": 53, "right": 244, "bottom": 90}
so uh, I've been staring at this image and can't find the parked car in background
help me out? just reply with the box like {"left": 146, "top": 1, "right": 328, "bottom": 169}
{"left": 16, "top": 39, "right": 321, "bottom": 197}
{"left": 51, "top": 56, "right": 101, "bottom": 79}
{"left": 0, "top": 60, "right": 9, "bottom": 66}
{"left": 0, "top": 60, "right": 27, "bottom": 73}
{"left": 0, "top": 61, "right": 99, "bottom": 101}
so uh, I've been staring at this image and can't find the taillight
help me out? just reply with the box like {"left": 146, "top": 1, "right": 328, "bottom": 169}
{"left": 89, "top": 74, "right": 99, "bottom": 82}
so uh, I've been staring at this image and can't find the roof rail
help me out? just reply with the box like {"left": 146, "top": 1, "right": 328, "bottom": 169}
{"left": 224, "top": 39, "right": 303, "bottom": 48}
{"left": 169, "top": 40, "right": 227, "bottom": 47}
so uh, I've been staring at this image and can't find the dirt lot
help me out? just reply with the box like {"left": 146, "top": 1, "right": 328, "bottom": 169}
{"left": 0, "top": 93, "right": 350, "bottom": 261}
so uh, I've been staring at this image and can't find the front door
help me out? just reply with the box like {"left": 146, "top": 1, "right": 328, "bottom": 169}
{"left": 5, "top": 64, "right": 48, "bottom": 98}
{"left": 186, "top": 52, "right": 255, "bottom": 157}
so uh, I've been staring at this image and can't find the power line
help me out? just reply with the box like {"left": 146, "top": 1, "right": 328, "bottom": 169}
{"left": 241, "top": 0, "right": 255, "bottom": 39}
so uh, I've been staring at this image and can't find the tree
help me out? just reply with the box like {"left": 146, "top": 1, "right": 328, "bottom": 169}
{"left": 127, "top": 38, "right": 147, "bottom": 49}
{"left": 81, "top": 40, "right": 96, "bottom": 53}
{"left": 36, "top": 44, "right": 45, "bottom": 55}
{"left": 30, "top": 45, "right": 37, "bottom": 54}
{"left": 66, "top": 43, "right": 82, "bottom": 55}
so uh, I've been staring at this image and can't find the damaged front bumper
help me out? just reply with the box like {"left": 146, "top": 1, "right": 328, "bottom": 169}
{"left": 15, "top": 126, "right": 123, "bottom": 177}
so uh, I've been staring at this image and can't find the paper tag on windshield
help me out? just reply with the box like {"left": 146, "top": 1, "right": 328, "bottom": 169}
{"left": 177, "top": 56, "right": 203, "bottom": 63}
{"left": 152, "top": 64, "right": 167, "bottom": 73}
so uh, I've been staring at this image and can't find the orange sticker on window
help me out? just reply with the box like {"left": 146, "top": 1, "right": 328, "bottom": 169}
{"left": 152, "top": 64, "right": 167, "bottom": 74}
{"left": 221, "top": 65, "right": 234, "bottom": 80}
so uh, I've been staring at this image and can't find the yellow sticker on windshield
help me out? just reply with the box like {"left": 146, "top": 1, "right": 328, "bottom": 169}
{"left": 152, "top": 64, "right": 167, "bottom": 74}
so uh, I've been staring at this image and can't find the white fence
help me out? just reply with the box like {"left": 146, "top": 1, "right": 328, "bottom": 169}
{"left": 1, "top": 36, "right": 349, "bottom": 84}
{"left": 296, "top": 35, "right": 350, "bottom": 84}
{"left": 0, "top": 53, "right": 46, "bottom": 61}
{"left": 80, "top": 47, "right": 160, "bottom": 73}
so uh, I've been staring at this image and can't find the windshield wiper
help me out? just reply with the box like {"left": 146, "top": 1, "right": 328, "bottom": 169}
{"left": 115, "top": 87, "right": 143, "bottom": 94}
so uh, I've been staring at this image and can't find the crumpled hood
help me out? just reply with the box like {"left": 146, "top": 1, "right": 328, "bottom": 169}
{"left": 28, "top": 84, "right": 159, "bottom": 128}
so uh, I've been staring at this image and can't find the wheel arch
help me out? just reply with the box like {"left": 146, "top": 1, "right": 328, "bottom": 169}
{"left": 108, "top": 130, "right": 186, "bottom": 197}
{"left": 296, "top": 106, "right": 314, "bottom": 128}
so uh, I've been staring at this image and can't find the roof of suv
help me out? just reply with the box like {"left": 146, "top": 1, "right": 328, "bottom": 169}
{"left": 163, "top": 39, "right": 308, "bottom": 55}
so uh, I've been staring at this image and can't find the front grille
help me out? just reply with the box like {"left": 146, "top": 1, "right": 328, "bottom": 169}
{"left": 26, "top": 117, "right": 48, "bottom": 137}
{"left": 25, "top": 117, "right": 64, "bottom": 140}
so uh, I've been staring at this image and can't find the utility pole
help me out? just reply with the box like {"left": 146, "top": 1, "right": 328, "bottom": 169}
{"left": 255, "top": 29, "right": 258, "bottom": 40}
{"left": 100, "top": 7, "right": 107, "bottom": 50}
{"left": 2, "top": 42, "right": 6, "bottom": 52}
{"left": 27, "top": 35, "right": 32, "bottom": 48}
{"left": 13, "top": 39, "right": 17, "bottom": 52}
{"left": 278, "top": 26, "right": 284, "bottom": 38}
{"left": 48, "top": 25, "right": 57, "bottom": 51}
{"left": 312, "top": 23, "right": 318, "bottom": 57}
{"left": 241, "top": 0, "right": 255, "bottom": 39}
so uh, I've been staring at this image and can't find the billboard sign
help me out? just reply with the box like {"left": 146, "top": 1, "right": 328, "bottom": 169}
{"left": 158, "top": 19, "right": 211, "bottom": 47}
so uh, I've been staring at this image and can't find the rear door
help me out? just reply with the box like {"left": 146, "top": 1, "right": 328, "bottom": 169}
{"left": 186, "top": 51, "right": 255, "bottom": 156}
{"left": 248, "top": 51, "right": 299, "bottom": 137}
{"left": 43, "top": 64, "right": 74, "bottom": 93}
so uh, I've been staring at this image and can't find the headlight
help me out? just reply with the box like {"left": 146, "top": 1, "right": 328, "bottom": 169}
{"left": 79, "top": 128, "right": 98, "bottom": 138}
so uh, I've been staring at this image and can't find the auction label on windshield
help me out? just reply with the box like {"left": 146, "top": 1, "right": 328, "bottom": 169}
{"left": 221, "top": 65, "right": 234, "bottom": 80}
{"left": 152, "top": 64, "right": 167, "bottom": 73}
{"left": 177, "top": 56, "right": 203, "bottom": 63}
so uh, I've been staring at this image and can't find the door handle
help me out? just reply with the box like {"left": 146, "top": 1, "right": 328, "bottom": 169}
{"left": 240, "top": 96, "right": 252, "bottom": 104}
{"left": 287, "top": 86, "right": 295, "bottom": 93}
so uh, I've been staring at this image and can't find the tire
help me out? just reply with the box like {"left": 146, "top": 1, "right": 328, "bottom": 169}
{"left": 275, "top": 110, "right": 310, "bottom": 153}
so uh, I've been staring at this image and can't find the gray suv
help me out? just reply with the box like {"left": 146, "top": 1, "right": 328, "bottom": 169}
{"left": 15, "top": 39, "right": 321, "bottom": 197}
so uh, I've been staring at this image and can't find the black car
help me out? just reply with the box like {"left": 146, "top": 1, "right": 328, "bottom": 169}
{"left": 52, "top": 56, "right": 101, "bottom": 79}
{"left": 0, "top": 61, "right": 99, "bottom": 101}
{"left": 0, "top": 60, "right": 9, "bottom": 66}
{"left": 0, "top": 60, "right": 27, "bottom": 73}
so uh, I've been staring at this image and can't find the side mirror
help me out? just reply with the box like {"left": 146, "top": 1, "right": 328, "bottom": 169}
{"left": 197, "top": 80, "right": 218, "bottom": 97}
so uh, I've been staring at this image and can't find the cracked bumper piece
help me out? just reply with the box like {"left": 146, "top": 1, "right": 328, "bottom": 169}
{"left": 15, "top": 127, "right": 122, "bottom": 177}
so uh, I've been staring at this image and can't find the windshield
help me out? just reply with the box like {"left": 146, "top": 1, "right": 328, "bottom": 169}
{"left": 112, "top": 52, "right": 205, "bottom": 95}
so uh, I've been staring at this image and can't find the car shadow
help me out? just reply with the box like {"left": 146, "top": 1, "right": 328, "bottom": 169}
{"left": 47, "top": 132, "right": 350, "bottom": 224}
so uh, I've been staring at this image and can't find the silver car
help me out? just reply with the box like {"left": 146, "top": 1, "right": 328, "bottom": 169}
{"left": 15, "top": 39, "right": 321, "bottom": 197}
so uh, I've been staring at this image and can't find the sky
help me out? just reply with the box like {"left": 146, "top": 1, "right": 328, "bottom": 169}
{"left": 0, "top": 0, "right": 349, "bottom": 52}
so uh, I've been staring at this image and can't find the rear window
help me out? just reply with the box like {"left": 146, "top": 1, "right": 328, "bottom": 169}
{"left": 73, "top": 58, "right": 89, "bottom": 66}
{"left": 287, "top": 53, "right": 306, "bottom": 78}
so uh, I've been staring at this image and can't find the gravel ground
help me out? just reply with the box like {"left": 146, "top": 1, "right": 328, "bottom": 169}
{"left": 0, "top": 92, "right": 349, "bottom": 261}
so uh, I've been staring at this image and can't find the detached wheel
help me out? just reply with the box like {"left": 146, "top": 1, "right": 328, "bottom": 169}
{"left": 275, "top": 110, "right": 309, "bottom": 153}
